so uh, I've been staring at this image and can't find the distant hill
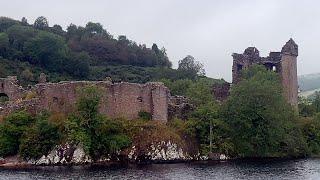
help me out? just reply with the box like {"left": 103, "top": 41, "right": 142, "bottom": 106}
{"left": 298, "top": 73, "right": 320, "bottom": 92}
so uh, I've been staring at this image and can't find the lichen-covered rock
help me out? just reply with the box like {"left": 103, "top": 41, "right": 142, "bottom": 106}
{"left": 128, "top": 141, "right": 191, "bottom": 162}
{"left": 35, "top": 144, "right": 91, "bottom": 165}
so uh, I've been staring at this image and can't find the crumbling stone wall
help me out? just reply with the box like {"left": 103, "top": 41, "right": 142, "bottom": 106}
{"left": 0, "top": 98, "right": 40, "bottom": 116}
{"left": 33, "top": 81, "right": 169, "bottom": 122}
{"left": 168, "top": 96, "right": 194, "bottom": 120}
{"left": 232, "top": 39, "right": 298, "bottom": 108}
{"left": 0, "top": 76, "right": 25, "bottom": 101}
{"left": 0, "top": 78, "right": 170, "bottom": 122}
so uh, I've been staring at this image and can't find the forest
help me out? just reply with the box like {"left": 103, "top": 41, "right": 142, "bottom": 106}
{"left": 0, "top": 16, "right": 211, "bottom": 86}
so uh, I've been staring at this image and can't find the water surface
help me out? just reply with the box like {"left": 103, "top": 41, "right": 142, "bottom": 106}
{"left": 0, "top": 158, "right": 319, "bottom": 180}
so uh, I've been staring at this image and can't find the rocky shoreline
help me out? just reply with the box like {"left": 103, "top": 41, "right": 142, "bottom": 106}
{"left": 0, "top": 142, "right": 229, "bottom": 168}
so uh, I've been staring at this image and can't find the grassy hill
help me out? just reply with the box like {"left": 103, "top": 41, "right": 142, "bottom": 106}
{"left": 0, "top": 16, "right": 223, "bottom": 88}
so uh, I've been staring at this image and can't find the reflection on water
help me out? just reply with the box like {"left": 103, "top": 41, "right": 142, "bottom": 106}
{"left": 0, "top": 158, "right": 319, "bottom": 180}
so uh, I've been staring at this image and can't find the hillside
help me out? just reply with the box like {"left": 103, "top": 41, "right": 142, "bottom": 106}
{"left": 0, "top": 16, "right": 218, "bottom": 87}
{"left": 298, "top": 73, "right": 320, "bottom": 92}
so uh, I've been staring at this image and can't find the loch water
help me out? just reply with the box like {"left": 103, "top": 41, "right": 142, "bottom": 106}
{"left": 0, "top": 158, "right": 319, "bottom": 180}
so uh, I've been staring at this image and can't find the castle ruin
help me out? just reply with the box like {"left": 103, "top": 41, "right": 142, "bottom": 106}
{"left": 232, "top": 39, "right": 299, "bottom": 108}
{"left": 0, "top": 78, "right": 170, "bottom": 122}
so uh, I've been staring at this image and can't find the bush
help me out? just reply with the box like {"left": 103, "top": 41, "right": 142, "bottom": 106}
{"left": 138, "top": 111, "right": 152, "bottom": 121}
{"left": 0, "top": 111, "right": 34, "bottom": 157}
{"left": 65, "top": 85, "right": 131, "bottom": 160}
{"left": 221, "top": 65, "right": 305, "bottom": 158}
{"left": 19, "top": 113, "right": 61, "bottom": 160}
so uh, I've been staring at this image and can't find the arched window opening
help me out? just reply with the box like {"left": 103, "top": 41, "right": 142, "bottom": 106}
{"left": 0, "top": 93, "right": 9, "bottom": 105}
{"left": 272, "top": 66, "right": 277, "bottom": 72}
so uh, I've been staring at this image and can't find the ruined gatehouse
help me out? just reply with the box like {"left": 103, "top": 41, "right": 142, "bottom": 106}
{"left": 232, "top": 39, "right": 298, "bottom": 108}
{"left": 213, "top": 39, "right": 299, "bottom": 108}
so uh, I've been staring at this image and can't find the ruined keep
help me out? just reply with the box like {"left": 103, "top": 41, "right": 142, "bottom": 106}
{"left": 0, "top": 77, "right": 170, "bottom": 122}
{"left": 232, "top": 39, "right": 299, "bottom": 108}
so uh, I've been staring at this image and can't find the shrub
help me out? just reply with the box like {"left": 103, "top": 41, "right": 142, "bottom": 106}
{"left": 138, "top": 111, "right": 152, "bottom": 121}
{"left": 65, "top": 85, "right": 131, "bottom": 160}
{"left": 19, "top": 113, "right": 61, "bottom": 160}
{"left": 0, "top": 111, "right": 34, "bottom": 157}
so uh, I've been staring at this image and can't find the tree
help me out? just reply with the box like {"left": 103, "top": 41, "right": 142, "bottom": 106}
{"left": 186, "top": 78, "right": 215, "bottom": 106}
{"left": 313, "top": 92, "right": 320, "bottom": 113}
{"left": 152, "top": 43, "right": 160, "bottom": 54}
{"left": 19, "top": 113, "right": 61, "bottom": 160}
{"left": 0, "top": 17, "right": 19, "bottom": 32}
{"left": 299, "top": 116, "right": 320, "bottom": 155}
{"left": 65, "top": 52, "right": 90, "bottom": 78}
{"left": 0, "top": 111, "right": 35, "bottom": 157}
{"left": 0, "top": 33, "right": 9, "bottom": 57}
{"left": 21, "top": 17, "right": 28, "bottom": 25}
{"left": 6, "top": 25, "right": 37, "bottom": 51}
{"left": 33, "top": 16, "right": 49, "bottom": 30}
{"left": 299, "top": 96, "right": 316, "bottom": 117}
{"left": 84, "top": 22, "right": 110, "bottom": 38}
{"left": 221, "top": 65, "right": 306, "bottom": 157}
{"left": 178, "top": 55, "right": 205, "bottom": 78}
{"left": 192, "top": 102, "right": 232, "bottom": 155}
{"left": 66, "top": 86, "right": 131, "bottom": 160}
{"left": 50, "top": 24, "right": 65, "bottom": 36}
{"left": 21, "top": 69, "right": 34, "bottom": 82}
{"left": 24, "top": 31, "right": 68, "bottom": 71}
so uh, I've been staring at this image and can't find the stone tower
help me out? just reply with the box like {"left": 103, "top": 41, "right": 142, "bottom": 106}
{"left": 280, "top": 39, "right": 298, "bottom": 108}
{"left": 232, "top": 39, "right": 298, "bottom": 109}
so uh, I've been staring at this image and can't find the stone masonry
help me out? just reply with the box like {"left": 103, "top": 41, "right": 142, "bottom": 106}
{"left": 0, "top": 78, "right": 170, "bottom": 122}
{"left": 232, "top": 39, "right": 299, "bottom": 108}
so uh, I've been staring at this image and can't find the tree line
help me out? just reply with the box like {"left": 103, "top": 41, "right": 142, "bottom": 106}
{"left": 0, "top": 16, "right": 178, "bottom": 84}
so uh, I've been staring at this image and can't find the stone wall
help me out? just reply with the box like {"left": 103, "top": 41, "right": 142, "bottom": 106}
{"left": 0, "top": 76, "right": 25, "bottom": 101}
{"left": 0, "top": 79, "right": 170, "bottom": 122}
{"left": 168, "top": 96, "right": 194, "bottom": 120}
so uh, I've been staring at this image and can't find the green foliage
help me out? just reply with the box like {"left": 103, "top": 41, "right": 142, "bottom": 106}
{"left": 24, "top": 31, "right": 68, "bottom": 71}
{"left": 313, "top": 92, "right": 320, "bottom": 112}
{"left": 0, "top": 16, "right": 181, "bottom": 85}
{"left": 161, "top": 78, "right": 193, "bottom": 96}
{"left": 65, "top": 85, "right": 131, "bottom": 160}
{"left": 178, "top": 55, "right": 205, "bottom": 77}
{"left": 192, "top": 103, "right": 233, "bottom": 155}
{"left": 299, "top": 97, "right": 316, "bottom": 117}
{"left": 65, "top": 52, "right": 90, "bottom": 78}
{"left": 76, "top": 86, "right": 102, "bottom": 120}
{"left": 0, "top": 17, "right": 19, "bottom": 32}
{"left": 221, "top": 65, "right": 304, "bottom": 158}
{"left": 33, "top": 16, "right": 49, "bottom": 30}
{"left": 19, "top": 113, "right": 61, "bottom": 160}
{"left": 186, "top": 78, "right": 216, "bottom": 106}
{"left": 0, "top": 32, "right": 9, "bottom": 57}
{"left": 298, "top": 92, "right": 320, "bottom": 117}
{"left": 6, "top": 25, "right": 37, "bottom": 52}
{"left": 138, "top": 111, "right": 152, "bottom": 121}
{"left": 0, "top": 111, "right": 34, "bottom": 157}
{"left": 0, "top": 111, "right": 61, "bottom": 160}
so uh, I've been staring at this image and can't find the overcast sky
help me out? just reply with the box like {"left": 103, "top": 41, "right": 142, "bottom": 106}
{"left": 2, "top": 0, "right": 319, "bottom": 81}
